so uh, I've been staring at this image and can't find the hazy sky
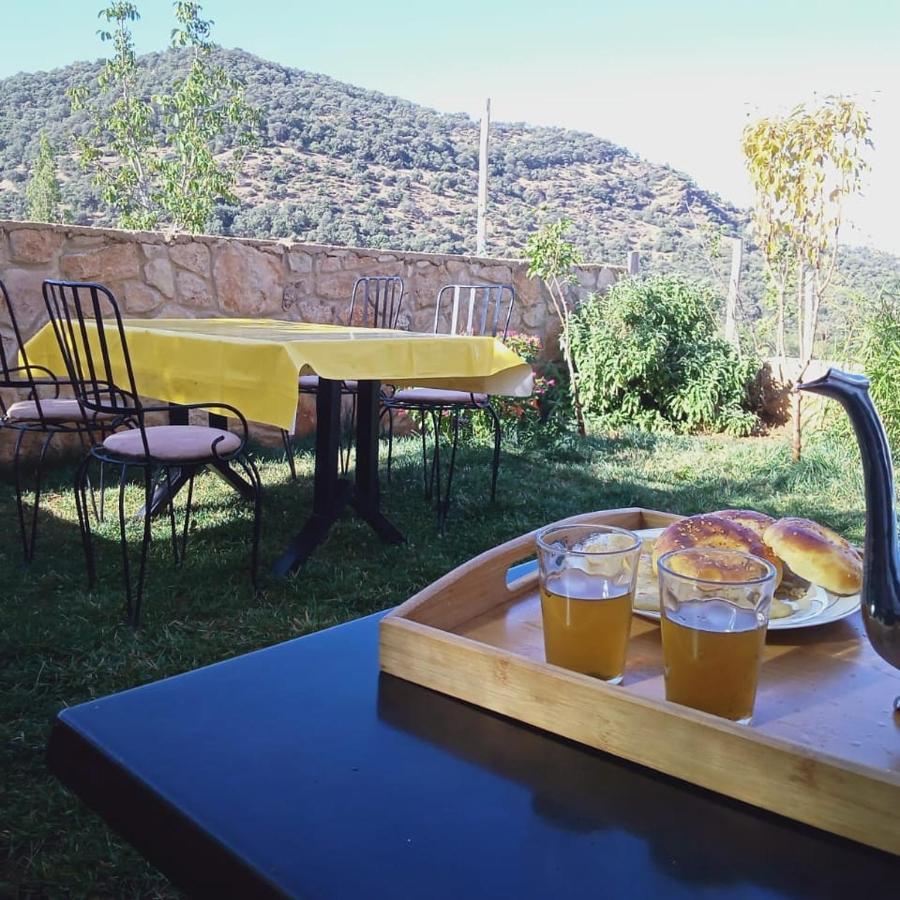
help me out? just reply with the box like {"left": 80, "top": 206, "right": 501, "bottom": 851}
{"left": 3, "top": 0, "right": 898, "bottom": 253}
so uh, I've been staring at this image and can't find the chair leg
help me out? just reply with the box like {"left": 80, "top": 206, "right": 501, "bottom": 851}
{"left": 485, "top": 404, "right": 502, "bottom": 502}
{"left": 339, "top": 392, "right": 357, "bottom": 476}
{"left": 74, "top": 453, "right": 96, "bottom": 587}
{"left": 164, "top": 467, "right": 181, "bottom": 565}
{"left": 426, "top": 407, "right": 440, "bottom": 503}
{"left": 281, "top": 428, "right": 297, "bottom": 482}
{"left": 131, "top": 466, "right": 154, "bottom": 627}
{"left": 11, "top": 429, "right": 55, "bottom": 564}
{"left": 232, "top": 452, "right": 263, "bottom": 590}
{"left": 179, "top": 470, "right": 196, "bottom": 564}
{"left": 438, "top": 408, "right": 462, "bottom": 532}
{"left": 380, "top": 406, "right": 394, "bottom": 483}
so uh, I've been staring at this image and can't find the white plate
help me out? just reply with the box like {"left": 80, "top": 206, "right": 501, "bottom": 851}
{"left": 631, "top": 527, "right": 861, "bottom": 631}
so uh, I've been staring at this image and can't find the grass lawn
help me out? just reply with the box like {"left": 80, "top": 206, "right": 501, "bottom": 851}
{"left": 0, "top": 427, "right": 867, "bottom": 897}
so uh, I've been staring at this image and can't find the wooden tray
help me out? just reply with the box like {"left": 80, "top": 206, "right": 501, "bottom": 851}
{"left": 379, "top": 507, "right": 900, "bottom": 855}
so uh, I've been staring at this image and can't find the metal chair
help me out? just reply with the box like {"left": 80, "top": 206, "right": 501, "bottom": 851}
{"left": 382, "top": 283, "right": 515, "bottom": 529}
{"left": 281, "top": 275, "right": 405, "bottom": 479}
{"left": 0, "top": 278, "right": 118, "bottom": 563}
{"left": 43, "top": 279, "right": 262, "bottom": 626}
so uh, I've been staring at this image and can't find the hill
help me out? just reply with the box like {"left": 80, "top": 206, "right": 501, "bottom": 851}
{"left": 0, "top": 46, "right": 897, "bottom": 344}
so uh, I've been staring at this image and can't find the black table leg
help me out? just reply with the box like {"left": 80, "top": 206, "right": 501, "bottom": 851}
{"left": 351, "top": 382, "right": 404, "bottom": 545}
{"left": 273, "top": 378, "right": 350, "bottom": 575}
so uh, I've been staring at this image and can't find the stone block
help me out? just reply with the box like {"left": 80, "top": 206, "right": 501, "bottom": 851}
{"left": 170, "top": 242, "right": 211, "bottom": 276}
{"left": 317, "top": 269, "right": 362, "bottom": 303}
{"left": 320, "top": 255, "right": 344, "bottom": 273}
{"left": 144, "top": 258, "right": 175, "bottom": 298}
{"left": 122, "top": 280, "right": 163, "bottom": 314}
{"left": 9, "top": 228, "right": 64, "bottom": 264}
{"left": 176, "top": 270, "right": 216, "bottom": 309}
{"left": 2, "top": 268, "right": 48, "bottom": 334}
{"left": 213, "top": 242, "right": 283, "bottom": 315}
{"left": 287, "top": 251, "right": 313, "bottom": 274}
{"left": 141, "top": 242, "right": 169, "bottom": 260}
{"left": 60, "top": 242, "right": 141, "bottom": 283}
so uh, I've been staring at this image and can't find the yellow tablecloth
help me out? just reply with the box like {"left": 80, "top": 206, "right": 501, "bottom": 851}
{"left": 24, "top": 318, "right": 533, "bottom": 432}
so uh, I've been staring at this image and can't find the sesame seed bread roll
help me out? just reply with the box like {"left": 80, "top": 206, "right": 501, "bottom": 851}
{"left": 652, "top": 513, "right": 783, "bottom": 587}
{"left": 763, "top": 517, "right": 862, "bottom": 596}
{"left": 712, "top": 509, "right": 776, "bottom": 541}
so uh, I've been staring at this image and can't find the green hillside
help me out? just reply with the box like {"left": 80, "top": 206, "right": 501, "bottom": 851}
{"left": 0, "top": 46, "right": 897, "bottom": 342}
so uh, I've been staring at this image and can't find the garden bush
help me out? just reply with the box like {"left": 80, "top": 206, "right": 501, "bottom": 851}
{"left": 569, "top": 275, "right": 760, "bottom": 436}
{"left": 861, "top": 287, "right": 900, "bottom": 450}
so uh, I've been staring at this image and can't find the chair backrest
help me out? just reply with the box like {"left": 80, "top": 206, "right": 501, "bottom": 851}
{"left": 347, "top": 276, "right": 405, "bottom": 329}
{"left": 1, "top": 278, "right": 48, "bottom": 418}
{"left": 433, "top": 284, "right": 516, "bottom": 339}
{"left": 42, "top": 280, "right": 142, "bottom": 425}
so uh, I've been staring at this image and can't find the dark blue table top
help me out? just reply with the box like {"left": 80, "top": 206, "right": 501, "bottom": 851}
{"left": 49, "top": 611, "right": 899, "bottom": 898}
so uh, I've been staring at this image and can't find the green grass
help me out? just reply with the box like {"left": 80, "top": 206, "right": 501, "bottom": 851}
{"left": 0, "top": 428, "right": 867, "bottom": 898}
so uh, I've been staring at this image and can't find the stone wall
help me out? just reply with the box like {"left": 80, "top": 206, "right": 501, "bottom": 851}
{"left": 0, "top": 220, "right": 622, "bottom": 347}
{"left": 0, "top": 220, "right": 622, "bottom": 453}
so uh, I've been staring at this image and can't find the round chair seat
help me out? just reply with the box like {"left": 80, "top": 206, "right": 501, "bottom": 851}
{"left": 5, "top": 398, "right": 114, "bottom": 424}
{"left": 390, "top": 387, "right": 488, "bottom": 406}
{"left": 103, "top": 425, "right": 241, "bottom": 462}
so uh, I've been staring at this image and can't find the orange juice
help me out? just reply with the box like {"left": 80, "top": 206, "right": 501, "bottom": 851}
{"left": 661, "top": 599, "right": 765, "bottom": 722}
{"left": 540, "top": 569, "right": 633, "bottom": 682}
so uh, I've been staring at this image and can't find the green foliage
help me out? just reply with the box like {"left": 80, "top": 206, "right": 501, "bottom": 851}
{"left": 569, "top": 275, "right": 760, "bottom": 436}
{"left": 524, "top": 217, "right": 587, "bottom": 435}
{"left": 25, "top": 132, "right": 64, "bottom": 222}
{"left": 524, "top": 217, "right": 582, "bottom": 285}
{"left": 860, "top": 287, "right": 900, "bottom": 451}
{"left": 68, "top": 2, "right": 260, "bottom": 232}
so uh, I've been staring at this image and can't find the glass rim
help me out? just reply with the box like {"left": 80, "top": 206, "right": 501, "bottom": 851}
{"left": 535, "top": 522, "right": 641, "bottom": 556}
{"left": 656, "top": 547, "right": 777, "bottom": 587}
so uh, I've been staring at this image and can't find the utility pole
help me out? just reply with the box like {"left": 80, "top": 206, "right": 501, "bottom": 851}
{"left": 724, "top": 236, "right": 743, "bottom": 347}
{"left": 476, "top": 98, "right": 490, "bottom": 256}
{"left": 626, "top": 250, "right": 640, "bottom": 276}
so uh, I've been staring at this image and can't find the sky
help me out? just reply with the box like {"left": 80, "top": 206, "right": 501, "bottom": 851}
{"left": 2, "top": 0, "right": 899, "bottom": 253}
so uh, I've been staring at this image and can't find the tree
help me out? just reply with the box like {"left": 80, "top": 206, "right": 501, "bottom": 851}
{"left": 68, "top": 1, "right": 260, "bottom": 233}
{"left": 524, "top": 218, "right": 587, "bottom": 437}
{"left": 26, "top": 132, "right": 64, "bottom": 222}
{"left": 742, "top": 97, "right": 871, "bottom": 460}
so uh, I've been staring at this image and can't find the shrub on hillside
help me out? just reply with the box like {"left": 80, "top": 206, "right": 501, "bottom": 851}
{"left": 569, "top": 275, "right": 760, "bottom": 436}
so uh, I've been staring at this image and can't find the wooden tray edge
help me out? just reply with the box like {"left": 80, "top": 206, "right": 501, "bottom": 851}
{"left": 380, "top": 616, "right": 899, "bottom": 855}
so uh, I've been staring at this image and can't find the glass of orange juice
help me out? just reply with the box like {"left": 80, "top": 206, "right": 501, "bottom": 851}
{"left": 536, "top": 523, "right": 641, "bottom": 684}
{"left": 657, "top": 548, "right": 777, "bottom": 723}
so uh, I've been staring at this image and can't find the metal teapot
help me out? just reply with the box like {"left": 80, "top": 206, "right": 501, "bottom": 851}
{"left": 798, "top": 369, "right": 900, "bottom": 680}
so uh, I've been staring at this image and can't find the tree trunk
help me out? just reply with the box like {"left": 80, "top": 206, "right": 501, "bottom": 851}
{"left": 775, "top": 283, "right": 786, "bottom": 368}
{"left": 558, "top": 302, "right": 587, "bottom": 438}
{"left": 791, "top": 390, "right": 802, "bottom": 462}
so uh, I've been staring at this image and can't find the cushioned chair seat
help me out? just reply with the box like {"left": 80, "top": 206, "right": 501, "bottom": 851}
{"left": 103, "top": 425, "right": 241, "bottom": 462}
{"left": 390, "top": 387, "right": 488, "bottom": 405}
{"left": 299, "top": 375, "right": 358, "bottom": 391}
{"left": 5, "top": 398, "right": 114, "bottom": 423}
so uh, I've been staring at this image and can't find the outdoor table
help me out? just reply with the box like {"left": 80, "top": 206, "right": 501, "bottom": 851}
{"left": 47, "top": 611, "right": 899, "bottom": 898}
{"left": 24, "top": 318, "right": 532, "bottom": 573}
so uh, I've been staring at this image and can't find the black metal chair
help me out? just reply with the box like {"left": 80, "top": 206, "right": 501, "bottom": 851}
{"left": 42, "top": 279, "right": 262, "bottom": 626}
{"left": 0, "top": 278, "right": 118, "bottom": 563}
{"left": 281, "top": 275, "right": 405, "bottom": 479}
{"left": 382, "top": 283, "right": 516, "bottom": 529}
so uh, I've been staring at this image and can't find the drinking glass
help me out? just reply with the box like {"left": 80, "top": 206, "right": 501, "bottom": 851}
{"left": 657, "top": 548, "right": 777, "bottom": 723}
{"left": 536, "top": 523, "right": 642, "bottom": 684}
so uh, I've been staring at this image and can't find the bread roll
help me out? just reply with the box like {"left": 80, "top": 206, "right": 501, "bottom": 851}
{"left": 712, "top": 509, "right": 775, "bottom": 541}
{"left": 653, "top": 513, "right": 783, "bottom": 586}
{"left": 763, "top": 517, "right": 862, "bottom": 596}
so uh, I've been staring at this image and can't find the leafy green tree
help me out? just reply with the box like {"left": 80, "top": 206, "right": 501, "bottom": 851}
{"left": 25, "top": 132, "right": 64, "bottom": 222}
{"left": 68, "top": 1, "right": 260, "bottom": 232}
{"left": 524, "top": 218, "right": 586, "bottom": 436}
{"left": 742, "top": 97, "right": 871, "bottom": 459}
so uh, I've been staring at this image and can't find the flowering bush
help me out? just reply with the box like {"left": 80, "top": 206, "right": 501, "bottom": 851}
{"left": 473, "top": 332, "right": 572, "bottom": 446}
